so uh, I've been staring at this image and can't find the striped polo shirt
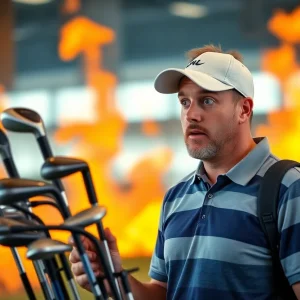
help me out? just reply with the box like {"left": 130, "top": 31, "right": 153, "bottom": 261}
{"left": 149, "top": 137, "right": 300, "bottom": 299}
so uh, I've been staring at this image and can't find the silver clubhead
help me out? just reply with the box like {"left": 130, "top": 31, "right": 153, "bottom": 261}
{"left": 27, "top": 238, "right": 72, "bottom": 260}
{"left": 1, "top": 107, "right": 46, "bottom": 137}
{"left": 64, "top": 206, "right": 106, "bottom": 228}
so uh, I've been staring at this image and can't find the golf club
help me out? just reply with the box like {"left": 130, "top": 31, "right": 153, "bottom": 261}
{"left": 0, "top": 129, "right": 45, "bottom": 300}
{"left": 1, "top": 108, "right": 130, "bottom": 299}
{"left": 41, "top": 156, "right": 122, "bottom": 298}
{"left": 0, "top": 218, "right": 60, "bottom": 300}
{"left": 1, "top": 108, "right": 66, "bottom": 199}
{"left": 27, "top": 238, "right": 72, "bottom": 260}
{"left": 0, "top": 221, "right": 138, "bottom": 300}
{"left": 0, "top": 178, "right": 119, "bottom": 300}
{"left": 63, "top": 205, "right": 135, "bottom": 300}
{"left": 0, "top": 109, "right": 94, "bottom": 299}
{"left": 0, "top": 131, "right": 72, "bottom": 300}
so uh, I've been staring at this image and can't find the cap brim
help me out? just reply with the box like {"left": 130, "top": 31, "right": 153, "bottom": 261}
{"left": 154, "top": 68, "right": 234, "bottom": 94}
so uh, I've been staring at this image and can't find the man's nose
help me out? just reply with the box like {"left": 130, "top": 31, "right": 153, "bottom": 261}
{"left": 186, "top": 104, "right": 202, "bottom": 123}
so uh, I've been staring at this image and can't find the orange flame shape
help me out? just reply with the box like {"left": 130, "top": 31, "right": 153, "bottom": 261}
{"left": 257, "top": 6, "right": 300, "bottom": 161}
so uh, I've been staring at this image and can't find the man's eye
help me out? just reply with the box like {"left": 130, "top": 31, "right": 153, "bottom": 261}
{"left": 180, "top": 99, "right": 189, "bottom": 106}
{"left": 203, "top": 98, "right": 215, "bottom": 105}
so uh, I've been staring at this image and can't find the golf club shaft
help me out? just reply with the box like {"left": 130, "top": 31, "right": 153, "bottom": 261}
{"left": 37, "top": 136, "right": 65, "bottom": 193}
{"left": 36, "top": 136, "right": 116, "bottom": 299}
{"left": 44, "top": 259, "right": 65, "bottom": 300}
{"left": 82, "top": 170, "right": 123, "bottom": 299}
{"left": 0, "top": 207, "right": 36, "bottom": 300}
{"left": 11, "top": 238, "right": 37, "bottom": 300}
{"left": 2, "top": 111, "right": 120, "bottom": 299}
{"left": 33, "top": 260, "right": 56, "bottom": 300}
{"left": 8, "top": 225, "right": 122, "bottom": 300}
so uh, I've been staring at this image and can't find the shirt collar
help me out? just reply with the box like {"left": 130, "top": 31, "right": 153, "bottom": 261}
{"left": 191, "top": 137, "right": 270, "bottom": 186}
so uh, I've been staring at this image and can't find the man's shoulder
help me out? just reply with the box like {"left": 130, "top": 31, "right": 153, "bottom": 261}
{"left": 258, "top": 155, "right": 300, "bottom": 185}
{"left": 281, "top": 162, "right": 300, "bottom": 189}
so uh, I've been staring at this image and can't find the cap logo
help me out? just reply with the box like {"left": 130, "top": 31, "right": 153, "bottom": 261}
{"left": 186, "top": 59, "right": 204, "bottom": 68}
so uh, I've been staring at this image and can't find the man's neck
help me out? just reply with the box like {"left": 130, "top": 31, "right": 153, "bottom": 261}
{"left": 203, "top": 137, "right": 257, "bottom": 185}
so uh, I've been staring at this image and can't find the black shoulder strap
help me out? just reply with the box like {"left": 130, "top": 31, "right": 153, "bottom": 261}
{"left": 257, "top": 159, "right": 300, "bottom": 299}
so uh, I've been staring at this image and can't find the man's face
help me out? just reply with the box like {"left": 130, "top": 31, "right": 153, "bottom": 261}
{"left": 178, "top": 77, "right": 239, "bottom": 161}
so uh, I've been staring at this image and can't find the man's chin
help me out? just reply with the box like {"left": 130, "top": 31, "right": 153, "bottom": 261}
{"left": 186, "top": 145, "right": 217, "bottom": 160}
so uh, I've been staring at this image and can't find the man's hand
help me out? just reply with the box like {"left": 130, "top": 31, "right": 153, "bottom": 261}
{"left": 68, "top": 227, "right": 122, "bottom": 292}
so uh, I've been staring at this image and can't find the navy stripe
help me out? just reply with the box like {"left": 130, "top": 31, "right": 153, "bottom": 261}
{"left": 164, "top": 206, "right": 268, "bottom": 248}
{"left": 221, "top": 175, "right": 262, "bottom": 197}
{"left": 155, "top": 230, "right": 164, "bottom": 260}
{"left": 197, "top": 207, "right": 267, "bottom": 247}
{"left": 280, "top": 223, "right": 300, "bottom": 259}
{"left": 166, "top": 259, "right": 273, "bottom": 296}
{"left": 164, "top": 209, "right": 199, "bottom": 239}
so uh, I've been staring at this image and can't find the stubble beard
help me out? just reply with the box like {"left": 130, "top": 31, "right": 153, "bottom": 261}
{"left": 185, "top": 119, "right": 236, "bottom": 161}
{"left": 186, "top": 138, "right": 220, "bottom": 160}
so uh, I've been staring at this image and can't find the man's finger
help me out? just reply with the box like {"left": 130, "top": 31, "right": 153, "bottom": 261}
{"left": 68, "top": 234, "right": 97, "bottom": 252}
{"left": 69, "top": 249, "right": 97, "bottom": 264}
{"left": 75, "top": 273, "right": 90, "bottom": 287}
{"left": 71, "top": 260, "right": 102, "bottom": 276}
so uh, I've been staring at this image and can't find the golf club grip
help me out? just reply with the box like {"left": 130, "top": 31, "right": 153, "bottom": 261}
{"left": 20, "top": 272, "right": 36, "bottom": 300}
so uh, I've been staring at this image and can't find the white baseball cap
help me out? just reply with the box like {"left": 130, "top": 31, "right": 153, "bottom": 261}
{"left": 154, "top": 51, "right": 254, "bottom": 98}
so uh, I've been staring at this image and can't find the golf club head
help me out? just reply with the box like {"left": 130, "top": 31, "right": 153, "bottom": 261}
{"left": 27, "top": 238, "right": 72, "bottom": 260}
{"left": 0, "top": 129, "right": 12, "bottom": 159}
{"left": 64, "top": 206, "right": 106, "bottom": 227}
{"left": 41, "top": 156, "right": 88, "bottom": 180}
{"left": 1, "top": 107, "right": 46, "bottom": 138}
{"left": 0, "top": 217, "right": 44, "bottom": 247}
{"left": 0, "top": 178, "right": 55, "bottom": 206}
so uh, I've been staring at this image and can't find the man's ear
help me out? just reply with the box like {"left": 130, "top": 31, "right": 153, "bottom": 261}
{"left": 239, "top": 97, "right": 253, "bottom": 124}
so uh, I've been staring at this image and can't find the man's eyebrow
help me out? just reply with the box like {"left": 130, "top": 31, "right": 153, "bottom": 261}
{"left": 178, "top": 90, "right": 219, "bottom": 98}
{"left": 178, "top": 91, "right": 185, "bottom": 98}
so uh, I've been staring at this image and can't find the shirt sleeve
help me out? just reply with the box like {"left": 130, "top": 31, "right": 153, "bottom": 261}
{"left": 278, "top": 167, "right": 300, "bottom": 285}
{"left": 148, "top": 198, "right": 168, "bottom": 283}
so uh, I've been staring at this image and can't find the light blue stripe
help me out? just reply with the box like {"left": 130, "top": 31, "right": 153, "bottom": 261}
{"left": 174, "top": 170, "right": 195, "bottom": 186}
{"left": 281, "top": 251, "right": 300, "bottom": 283}
{"left": 211, "top": 191, "right": 257, "bottom": 216}
{"left": 281, "top": 167, "right": 300, "bottom": 188}
{"left": 164, "top": 191, "right": 205, "bottom": 221}
{"left": 255, "top": 156, "right": 300, "bottom": 188}
{"left": 278, "top": 195, "right": 300, "bottom": 231}
{"left": 164, "top": 236, "right": 272, "bottom": 266}
{"left": 164, "top": 190, "right": 257, "bottom": 221}
{"left": 149, "top": 256, "right": 166, "bottom": 278}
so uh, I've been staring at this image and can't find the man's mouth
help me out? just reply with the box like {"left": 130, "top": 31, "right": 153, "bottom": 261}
{"left": 187, "top": 130, "right": 207, "bottom": 137}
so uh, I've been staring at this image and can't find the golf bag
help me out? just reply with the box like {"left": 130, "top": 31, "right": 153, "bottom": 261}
{"left": 257, "top": 159, "right": 300, "bottom": 299}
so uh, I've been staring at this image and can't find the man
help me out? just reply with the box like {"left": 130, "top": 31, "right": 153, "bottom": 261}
{"left": 69, "top": 45, "right": 300, "bottom": 299}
